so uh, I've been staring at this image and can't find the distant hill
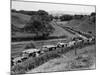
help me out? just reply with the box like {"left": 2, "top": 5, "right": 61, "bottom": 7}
{"left": 57, "top": 16, "right": 96, "bottom": 35}
{"left": 49, "top": 10, "right": 91, "bottom": 16}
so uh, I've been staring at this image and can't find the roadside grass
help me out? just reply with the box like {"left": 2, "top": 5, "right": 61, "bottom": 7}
{"left": 11, "top": 49, "right": 61, "bottom": 74}
{"left": 26, "top": 45, "right": 96, "bottom": 73}
{"left": 56, "top": 19, "right": 95, "bottom": 35}
{"left": 11, "top": 41, "right": 35, "bottom": 58}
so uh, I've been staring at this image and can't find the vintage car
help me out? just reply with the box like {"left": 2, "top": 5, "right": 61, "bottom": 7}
{"left": 22, "top": 48, "right": 40, "bottom": 57}
{"left": 12, "top": 57, "right": 22, "bottom": 65}
{"left": 67, "top": 41, "right": 76, "bottom": 47}
{"left": 56, "top": 42, "right": 67, "bottom": 48}
{"left": 42, "top": 45, "right": 57, "bottom": 52}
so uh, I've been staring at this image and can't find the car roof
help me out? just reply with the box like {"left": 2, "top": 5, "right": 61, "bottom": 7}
{"left": 57, "top": 42, "right": 67, "bottom": 45}
{"left": 22, "top": 48, "right": 40, "bottom": 53}
{"left": 13, "top": 57, "right": 22, "bottom": 61}
{"left": 42, "top": 45, "right": 56, "bottom": 48}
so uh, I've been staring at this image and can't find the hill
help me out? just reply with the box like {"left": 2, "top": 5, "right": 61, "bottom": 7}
{"left": 12, "top": 12, "right": 31, "bottom": 28}
{"left": 56, "top": 17, "right": 96, "bottom": 35}
{"left": 11, "top": 11, "right": 55, "bottom": 40}
{"left": 11, "top": 11, "right": 76, "bottom": 41}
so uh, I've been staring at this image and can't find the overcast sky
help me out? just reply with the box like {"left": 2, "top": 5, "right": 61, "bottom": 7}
{"left": 12, "top": 1, "right": 95, "bottom": 15}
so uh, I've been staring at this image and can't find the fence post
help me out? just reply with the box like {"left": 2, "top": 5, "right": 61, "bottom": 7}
{"left": 75, "top": 48, "right": 77, "bottom": 55}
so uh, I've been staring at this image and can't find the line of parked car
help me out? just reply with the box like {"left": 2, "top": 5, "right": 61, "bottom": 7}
{"left": 11, "top": 34, "right": 95, "bottom": 66}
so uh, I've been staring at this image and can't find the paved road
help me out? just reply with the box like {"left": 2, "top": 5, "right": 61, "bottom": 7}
{"left": 55, "top": 22, "right": 88, "bottom": 39}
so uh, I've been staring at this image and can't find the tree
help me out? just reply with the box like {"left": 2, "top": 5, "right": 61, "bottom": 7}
{"left": 19, "top": 10, "right": 37, "bottom": 15}
{"left": 91, "top": 12, "right": 96, "bottom": 16}
{"left": 37, "top": 10, "right": 52, "bottom": 22}
{"left": 24, "top": 41, "right": 35, "bottom": 49}
{"left": 90, "top": 14, "right": 96, "bottom": 24}
{"left": 74, "top": 15, "right": 83, "bottom": 19}
{"left": 60, "top": 15, "right": 73, "bottom": 21}
{"left": 24, "top": 10, "right": 54, "bottom": 38}
{"left": 11, "top": 9, "right": 18, "bottom": 13}
{"left": 24, "top": 15, "right": 42, "bottom": 33}
{"left": 37, "top": 10, "right": 48, "bottom": 15}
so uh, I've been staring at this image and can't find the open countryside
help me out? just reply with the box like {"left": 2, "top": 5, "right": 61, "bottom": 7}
{"left": 11, "top": 1, "right": 96, "bottom": 75}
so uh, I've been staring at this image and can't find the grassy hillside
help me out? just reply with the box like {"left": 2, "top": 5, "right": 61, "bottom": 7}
{"left": 57, "top": 17, "right": 96, "bottom": 35}
{"left": 11, "top": 12, "right": 76, "bottom": 42}
{"left": 11, "top": 12, "right": 31, "bottom": 28}
{"left": 27, "top": 45, "right": 95, "bottom": 73}
{"left": 11, "top": 12, "right": 34, "bottom": 38}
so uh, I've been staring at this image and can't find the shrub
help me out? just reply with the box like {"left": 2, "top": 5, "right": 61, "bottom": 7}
{"left": 23, "top": 41, "right": 35, "bottom": 49}
{"left": 60, "top": 15, "right": 73, "bottom": 21}
{"left": 73, "top": 15, "right": 84, "bottom": 19}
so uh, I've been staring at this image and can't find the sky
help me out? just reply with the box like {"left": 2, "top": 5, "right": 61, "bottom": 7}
{"left": 12, "top": 1, "right": 95, "bottom": 15}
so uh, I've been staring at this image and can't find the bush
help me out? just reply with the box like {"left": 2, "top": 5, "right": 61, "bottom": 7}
{"left": 73, "top": 15, "right": 84, "bottom": 19}
{"left": 23, "top": 41, "right": 35, "bottom": 49}
{"left": 60, "top": 15, "right": 73, "bottom": 21}
{"left": 24, "top": 13, "right": 54, "bottom": 38}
